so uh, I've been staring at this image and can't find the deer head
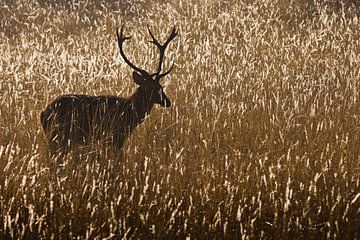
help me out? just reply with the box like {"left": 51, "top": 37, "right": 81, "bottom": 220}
{"left": 116, "top": 25, "right": 178, "bottom": 108}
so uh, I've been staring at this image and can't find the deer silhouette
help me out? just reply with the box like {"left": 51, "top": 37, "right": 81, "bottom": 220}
{"left": 40, "top": 25, "right": 178, "bottom": 158}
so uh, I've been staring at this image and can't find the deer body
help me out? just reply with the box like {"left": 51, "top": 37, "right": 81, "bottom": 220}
{"left": 41, "top": 26, "right": 177, "bottom": 158}
{"left": 41, "top": 89, "right": 153, "bottom": 155}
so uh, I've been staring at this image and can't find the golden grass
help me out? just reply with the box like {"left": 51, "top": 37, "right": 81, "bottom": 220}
{"left": 1, "top": 0, "right": 360, "bottom": 238}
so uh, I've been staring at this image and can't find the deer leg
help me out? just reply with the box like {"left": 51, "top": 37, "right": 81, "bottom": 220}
{"left": 113, "top": 132, "right": 126, "bottom": 150}
{"left": 47, "top": 130, "right": 70, "bottom": 162}
{"left": 48, "top": 140, "right": 66, "bottom": 160}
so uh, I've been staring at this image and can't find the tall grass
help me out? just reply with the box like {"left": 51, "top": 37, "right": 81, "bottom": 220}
{"left": 1, "top": 0, "right": 360, "bottom": 238}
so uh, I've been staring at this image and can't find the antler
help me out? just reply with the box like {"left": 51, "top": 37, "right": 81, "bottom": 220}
{"left": 148, "top": 26, "right": 177, "bottom": 80}
{"left": 117, "top": 25, "right": 147, "bottom": 75}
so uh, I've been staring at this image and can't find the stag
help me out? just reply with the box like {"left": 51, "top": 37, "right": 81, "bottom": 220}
{"left": 40, "top": 25, "right": 178, "bottom": 158}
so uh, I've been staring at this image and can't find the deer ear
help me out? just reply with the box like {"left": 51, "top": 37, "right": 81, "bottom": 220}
{"left": 132, "top": 71, "right": 145, "bottom": 85}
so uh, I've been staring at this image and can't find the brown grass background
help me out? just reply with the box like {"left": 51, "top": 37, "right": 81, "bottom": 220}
{"left": 1, "top": 0, "right": 360, "bottom": 238}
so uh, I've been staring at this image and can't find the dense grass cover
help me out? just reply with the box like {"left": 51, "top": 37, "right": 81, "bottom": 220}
{"left": 1, "top": 0, "right": 360, "bottom": 238}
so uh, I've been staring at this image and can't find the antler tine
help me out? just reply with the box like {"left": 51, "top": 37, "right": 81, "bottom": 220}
{"left": 164, "top": 26, "right": 178, "bottom": 46}
{"left": 147, "top": 26, "right": 162, "bottom": 47}
{"left": 148, "top": 26, "right": 178, "bottom": 78}
{"left": 157, "top": 62, "right": 175, "bottom": 79}
{"left": 116, "top": 25, "right": 145, "bottom": 74}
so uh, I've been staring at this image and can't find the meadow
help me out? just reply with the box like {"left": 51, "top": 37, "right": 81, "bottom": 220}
{"left": 1, "top": 0, "right": 360, "bottom": 239}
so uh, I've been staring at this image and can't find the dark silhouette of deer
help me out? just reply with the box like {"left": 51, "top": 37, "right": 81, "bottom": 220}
{"left": 40, "top": 25, "right": 178, "bottom": 158}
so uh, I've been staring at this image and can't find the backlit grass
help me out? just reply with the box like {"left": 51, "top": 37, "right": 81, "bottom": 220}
{"left": 1, "top": 0, "right": 360, "bottom": 238}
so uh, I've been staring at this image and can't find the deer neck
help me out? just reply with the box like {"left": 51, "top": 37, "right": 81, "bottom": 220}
{"left": 130, "top": 87, "right": 154, "bottom": 121}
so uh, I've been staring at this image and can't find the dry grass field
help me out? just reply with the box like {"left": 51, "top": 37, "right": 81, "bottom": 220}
{"left": 1, "top": 0, "right": 360, "bottom": 239}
